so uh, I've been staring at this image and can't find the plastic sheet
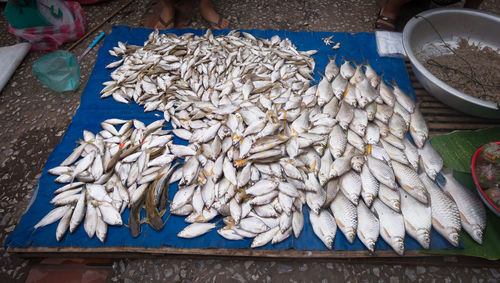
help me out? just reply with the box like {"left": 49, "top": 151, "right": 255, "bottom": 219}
{"left": 5, "top": 26, "right": 459, "bottom": 253}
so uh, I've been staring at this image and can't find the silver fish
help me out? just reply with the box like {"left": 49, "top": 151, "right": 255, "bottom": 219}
{"left": 360, "top": 163, "right": 379, "bottom": 207}
{"left": 381, "top": 139, "right": 409, "bottom": 166}
{"left": 418, "top": 141, "right": 443, "bottom": 181}
{"left": 372, "top": 199, "right": 405, "bottom": 255}
{"left": 251, "top": 226, "right": 279, "bottom": 248}
{"left": 409, "top": 106, "right": 428, "bottom": 149}
{"left": 339, "top": 170, "right": 362, "bottom": 205}
{"left": 325, "top": 58, "right": 340, "bottom": 81}
{"left": 178, "top": 223, "right": 216, "bottom": 238}
{"left": 328, "top": 125, "right": 347, "bottom": 158}
{"left": 420, "top": 173, "right": 461, "bottom": 247}
{"left": 374, "top": 104, "right": 393, "bottom": 124}
{"left": 340, "top": 60, "right": 355, "bottom": 79}
{"left": 400, "top": 188, "right": 431, "bottom": 249}
{"left": 366, "top": 155, "right": 397, "bottom": 189}
{"left": 357, "top": 200, "right": 379, "bottom": 252}
{"left": 391, "top": 161, "right": 428, "bottom": 204}
{"left": 403, "top": 137, "right": 419, "bottom": 171}
{"left": 393, "top": 85, "right": 415, "bottom": 113}
{"left": 336, "top": 101, "right": 354, "bottom": 130}
{"left": 365, "top": 123, "right": 380, "bottom": 145}
{"left": 56, "top": 205, "right": 74, "bottom": 242}
{"left": 388, "top": 113, "right": 407, "bottom": 140}
{"left": 331, "top": 74, "right": 348, "bottom": 100}
{"left": 349, "top": 109, "right": 368, "bottom": 137}
{"left": 292, "top": 210, "right": 304, "bottom": 238}
{"left": 378, "top": 183, "right": 401, "bottom": 212}
{"left": 377, "top": 80, "right": 395, "bottom": 107}
{"left": 34, "top": 205, "right": 71, "bottom": 229}
{"left": 330, "top": 191, "right": 357, "bottom": 244}
{"left": 355, "top": 78, "right": 378, "bottom": 109}
{"left": 440, "top": 170, "right": 486, "bottom": 244}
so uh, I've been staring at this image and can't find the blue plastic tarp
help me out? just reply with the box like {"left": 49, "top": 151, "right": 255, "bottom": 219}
{"left": 6, "top": 26, "right": 459, "bottom": 252}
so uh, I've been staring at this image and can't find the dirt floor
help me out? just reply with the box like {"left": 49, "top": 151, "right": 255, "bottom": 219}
{"left": 1, "top": 0, "right": 500, "bottom": 282}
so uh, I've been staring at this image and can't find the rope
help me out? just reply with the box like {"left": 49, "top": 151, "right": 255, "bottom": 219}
{"left": 415, "top": 15, "right": 500, "bottom": 99}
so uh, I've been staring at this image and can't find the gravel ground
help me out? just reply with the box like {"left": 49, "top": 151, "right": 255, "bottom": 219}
{"left": 0, "top": 0, "right": 499, "bottom": 282}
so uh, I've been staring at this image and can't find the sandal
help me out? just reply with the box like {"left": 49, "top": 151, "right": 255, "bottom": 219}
{"left": 204, "top": 14, "right": 229, "bottom": 29}
{"left": 158, "top": 16, "right": 175, "bottom": 29}
{"left": 375, "top": 10, "right": 397, "bottom": 31}
{"left": 143, "top": 0, "right": 175, "bottom": 30}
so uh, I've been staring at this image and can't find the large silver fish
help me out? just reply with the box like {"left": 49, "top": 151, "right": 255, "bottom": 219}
{"left": 399, "top": 188, "right": 431, "bottom": 249}
{"left": 440, "top": 170, "right": 486, "bottom": 244}
{"left": 372, "top": 199, "right": 405, "bottom": 255}
{"left": 378, "top": 183, "right": 400, "bottom": 212}
{"left": 357, "top": 200, "right": 379, "bottom": 252}
{"left": 366, "top": 155, "right": 397, "bottom": 189}
{"left": 409, "top": 106, "right": 428, "bottom": 149}
{"left": 418, "top": 141, "right": 443, "bottom": 181}
{"left": 330, "top": 191, "right": 357, "bottom": 244}
{"left": 420, "top": 173, "right": 461, "bottom": 247}
{"left": 391, "top": 160, "right": 428, "bottom": 204}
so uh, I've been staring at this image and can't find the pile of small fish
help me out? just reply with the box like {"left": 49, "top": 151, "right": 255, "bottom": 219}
{"left": 34, "top": 30, "right": 487, "bottom": 255}
{"left": 37, "top": 118, "right": 182, "bottom": 242}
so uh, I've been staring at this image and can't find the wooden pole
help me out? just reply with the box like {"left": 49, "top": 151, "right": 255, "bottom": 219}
{"left": 67, "top": 0, "right": 136, "bottom": 51}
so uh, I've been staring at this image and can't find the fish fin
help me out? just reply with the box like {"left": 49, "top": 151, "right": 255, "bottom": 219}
{"left": 459, "top": 211, "right": 470, "bottom": 225}
{"left": 405, "top": 220, "right": 415, "bottom": 231}
{"left": 316, "top": 70, "right": 327, "bottom": 80}
{"left": 214, "top": 217, "right": 224, "bottom": 226}
{"left": 358, "top": 230, "right": 365, "bottom": 239}
{"left": 390, "top": 78, "right": 397, "bottom": 87}
{"left": 383, "top": 227, "right": 391, "bottom": 238}
{"left": 336, "top": 220, "right": 345, "bottom": 229}
{"left": 432, "top": 217, "right": 444, "bottom": 229}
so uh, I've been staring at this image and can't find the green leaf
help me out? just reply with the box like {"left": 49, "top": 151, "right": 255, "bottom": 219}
{"left": 420, "top": 127, "right": 500, "bottom": 260}
{"left": 420, "top": 171, "right": 500, "bottom": 260}
{"left": 430, "top": 127, "right": 500, "bottom": 173}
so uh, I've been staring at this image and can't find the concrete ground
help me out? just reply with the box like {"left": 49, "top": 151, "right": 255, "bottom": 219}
{"left": 0, "top": 0, "right": 499, "bottom": 282}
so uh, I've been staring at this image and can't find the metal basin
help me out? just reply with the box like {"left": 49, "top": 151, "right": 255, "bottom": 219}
{"left": 403, "top": 8, "right": 500, "bottom": 119}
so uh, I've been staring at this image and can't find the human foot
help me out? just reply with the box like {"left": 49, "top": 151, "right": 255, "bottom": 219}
{"left": 200, "top": 0, "right": 229, "bottom": 29}
{"left": 154, "top": 0, "right": 175, "bottom": 29}
{"left": 144, "top": 0, "right": 175, "bottom": 29}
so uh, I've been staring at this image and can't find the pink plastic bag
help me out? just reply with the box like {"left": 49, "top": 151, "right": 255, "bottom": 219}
{"left": 8, "top": 1, "right": 86, "bottom": 51}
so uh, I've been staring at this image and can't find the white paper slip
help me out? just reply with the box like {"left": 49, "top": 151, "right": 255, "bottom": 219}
{"left": 375, "top": 31, "right": 407, "bottom": 58}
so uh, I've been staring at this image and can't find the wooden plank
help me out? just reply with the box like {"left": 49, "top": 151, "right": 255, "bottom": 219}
{"left": 420, "top": 108, "right": 462, "bottom": 115}
{"left": 428, "top": 123, "right": 498, "bottom": 130}
{"left": 421, "top": 116, "right": 497, "bottom": 124}
{"left": 420, "top": 101, "right": 454, "bottom": 108}
{"left": 7, "top": 246, "right": 438, "bottom": 259}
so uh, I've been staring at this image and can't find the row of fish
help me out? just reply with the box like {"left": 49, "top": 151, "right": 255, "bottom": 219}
{"left": 34, "top": 30, "right": 486, "bottom": 255}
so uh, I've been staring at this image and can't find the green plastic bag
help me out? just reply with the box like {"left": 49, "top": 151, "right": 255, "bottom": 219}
{"left": 33, "top": 50, "right": 80, "bottom": 92}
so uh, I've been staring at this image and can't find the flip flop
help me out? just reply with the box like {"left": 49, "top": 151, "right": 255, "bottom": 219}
{"left": 158, "top": 16, "right": 175, "bottom": 29}
{"left": 374, "top": 11, "right": 397, "bottom": 31}
{"left": 205, "top": 14, "right": 229, "bottom": 29}
{"left": 142, "top": 0, "right": 174, "bottom": 29}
